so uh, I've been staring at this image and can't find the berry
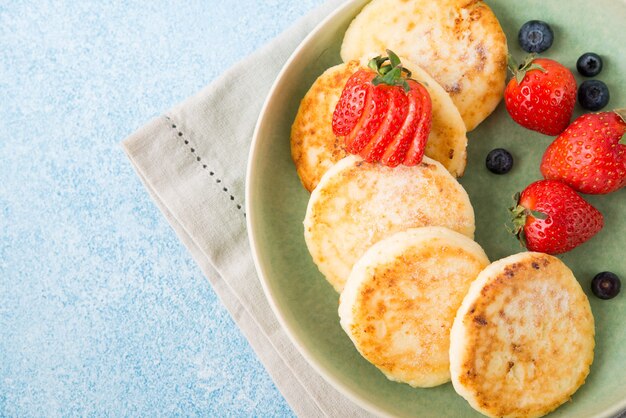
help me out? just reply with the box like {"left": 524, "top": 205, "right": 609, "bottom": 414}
{"left": 380, "top": 79, "right": 432, "bottom": 166}
{"left": 505, "top": 56, "right": 577, "bottom": 136}
{"left": 332, "top": 51, "right": 432, "bottom": 167}
{"left": 541, "top": 109, "right": 626, "bottom": 194}
{"left": 510, "top": 180, "right": 604, "bottom": 255}
{"left": 578, "top": 79, "right": 610, "bottom": 111}
{"left": 332, "top": 70, "right": 372, "bottom": 136}
{"left": 591, "top": 272, "right": 621, "bottom": 300}
{"left": 518, "top": 20, "right": 554, "bottom": 53}
{"left": 576, "top": 52, "right": 603, "bottom": 77}
{"left": 344, "top": 77, "right": 393, "bottom": 154}
{"left": 486, "top": 148, "right": 513, "bottom": 174}
{"left": 358, "top": 85, "right": 410, "bottom": 161}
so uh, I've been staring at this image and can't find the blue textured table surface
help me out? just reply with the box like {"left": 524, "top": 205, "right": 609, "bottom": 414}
{"left": 1, "top": 0, "right": 325, "bottom": 415}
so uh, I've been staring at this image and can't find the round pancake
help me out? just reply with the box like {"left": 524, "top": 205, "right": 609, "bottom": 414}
{"left": 450, "top": 252, "right": 595, "bottom": 418}
{"left": 340, "top": 0, "right": 508, "bottom": 131}
{"left": 304, "top": 155, "right": 475, "bottom": 292}
{"left": 339, "top": 227, "right": 489, "bottom": 387}
{"left": 291, "top": 58, "right": 468, "bottom": 192}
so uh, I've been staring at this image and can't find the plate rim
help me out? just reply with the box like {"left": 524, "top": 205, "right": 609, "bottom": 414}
{"left": 246, "top": 1, "right": 392, "bottom": 415}
{"left": 245, "top": 0, "right": 626, "bottom": 417}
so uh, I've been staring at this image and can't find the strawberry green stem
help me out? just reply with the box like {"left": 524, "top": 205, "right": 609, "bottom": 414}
{"left": 507, "top": 54, "right": 546, "bottom": 84}
{"left": 508, "top": 193, "right": 547, "bottom": 247}
{"left": 368, "top": 49, "right": 413, "bottom": 92}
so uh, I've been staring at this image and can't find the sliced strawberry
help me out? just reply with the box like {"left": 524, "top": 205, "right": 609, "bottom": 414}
{"left": 331, "top": 50, "right": 433, "bottom": 167}
{"left": 344, "top": 85, "right": 391, "bottom": 154}
{"left": 403, "top": 80, "right": 432, "bottom": 166}
{"left": 332, "top": 70, "right": 373, "bottom": 136}
{"left": 380, "top": 89, "right": 422, "bottom": 167}
{"left": 359, "top": 86, "right": 409, "bottom": 163}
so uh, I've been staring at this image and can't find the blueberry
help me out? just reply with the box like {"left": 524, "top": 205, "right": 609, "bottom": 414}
{"left": 486, "top": 148, "right": 513, "bottom": 175}
{"left": 518, "top": 20, "right": 554, "bottom": 53}
{"left": 591, "top": 272, "right": 621, "bottom": 300}
{"left": 576, "top": 52, "right": 603, "bottom": 77}
{"left": 578, "top": 80, "right": 610, "bottom": 111}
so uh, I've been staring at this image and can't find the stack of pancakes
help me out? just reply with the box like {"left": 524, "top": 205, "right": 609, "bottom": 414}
{"left": 291, "top": 0, "right": 508, "bottom": 192}
{"left": 291, "top": 1, "right": 595, "bottom": 417}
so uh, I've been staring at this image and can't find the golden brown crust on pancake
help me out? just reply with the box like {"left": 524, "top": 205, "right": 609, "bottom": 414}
{"left": 339, "top": 227, "right": 489, "bottom": 387}
{"left": 290, "top": 62, "right": 359, "bottom": 192}
{"left": 450, "top": 252, "right": 595, "bottom": 418}
{"left": 341, "top": 0, "right": 508, "bottom": 131}
{"left": 304, "top": 156, "right": 475, "bottom": 292}
{"left": 291, "top": 59, "right": 468, "bottom": 192}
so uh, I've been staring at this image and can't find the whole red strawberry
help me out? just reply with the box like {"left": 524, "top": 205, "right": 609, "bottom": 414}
{"left": 332, "top": 50, "right": 432, "bottom": 167}
{"left": 541, "top": 109, "right": 626, "bottom": 194}
{"left": 504, "top": 55, "right": 577, "bottom": 136}
{"left": 510, "top": 180, "right": 603, "bottom": 254}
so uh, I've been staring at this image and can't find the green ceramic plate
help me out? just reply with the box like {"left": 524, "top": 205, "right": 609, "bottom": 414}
{"left": 247, "top": 0, "right": 626, "bottom": 416}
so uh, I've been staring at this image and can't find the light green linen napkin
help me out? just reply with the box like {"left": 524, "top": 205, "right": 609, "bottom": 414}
{"left": 121, "top": 0, "right": 377, "bottom": 416}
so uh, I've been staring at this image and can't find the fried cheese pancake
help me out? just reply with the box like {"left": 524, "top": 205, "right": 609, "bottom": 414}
{"left": 304, "top": 155, "right": 475, "bottom": 292}
{"left": 291, "top": 58, "right": 468, "bottom": 192}
{"left": 339, "top": 227, "right": 489, "bottom": 387}
{"left": 450, "top": 252, "right": 595, "bottom": 418}
{"left": 340, "top": 0, "right": 508, "bottom": 131}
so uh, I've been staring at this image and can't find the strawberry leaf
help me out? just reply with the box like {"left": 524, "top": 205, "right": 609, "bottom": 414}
{"left": 509, "top": 54, "right": 546, "bottom": 84}
{"left": 368, "top": 55, "right": 385, "bottom": 73}
{"left": 508, "top": 190, "right": 550, "bottom": 249}
{"left": 367, "top": 50, "right": 414, "bottom": 91}
{"left": 507, "top": 204, "right": 528, "bottom": 248}
{"left": 371, "top": 77, "right": 383, "bottom": 86}
{"left": 508, "top": 192, "right": 543, "bottom": 248}
{"left": 528, "top": 209, "right": 548, "bottom": 220}
{"left": 508, "top": 193, "right": 526, "bottom": 236}
{"left": 387, "top": 49, "right": 401, "bottom": 69}
{"left": 382, "top": 66, "right": 402, "bottom": 84}
{"left": 507, "top": 54, "right": 519, "bottom": 75}
{"left": 509, "top": 205, "right": 527, "bottom": 234}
